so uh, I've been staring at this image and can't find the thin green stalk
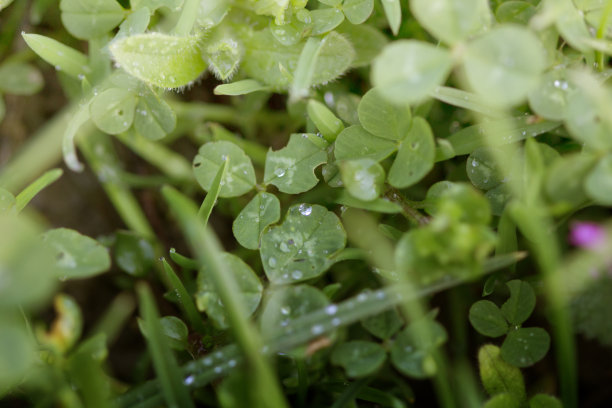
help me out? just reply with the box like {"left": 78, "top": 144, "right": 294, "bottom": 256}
{"left": 161, "top": 186, "right": 289, "bottom": 408}
{"left": 137, "top": 283, "right": 195, "bottom": 408}
{"left": 478, "top": 117, "right": 577, "bottom": 408}
{"left": 89, "top": 292, "right": 136, "bottom": 346}
{"left": 0, "top": 103, "right": 76, "bottom": 193}
{"left": 14, "top": 168, "right": 63, "bottom": 212}
{"left": 198, "top": 158, "right": 228, "bottom": 224}
{"left": 114, "top": 130, "right": 194, "bottom": 183}
{"left": 169, "top": 248, "right": 200, "bottom": 270}
{"left": 161, "top": 259, "right": 207, "bottom": 334}
{"left": 78, "top": 129, "right": 155, "bottom": 239}
{"left": 595, "top": 0, "right": 612, "bottom": 71}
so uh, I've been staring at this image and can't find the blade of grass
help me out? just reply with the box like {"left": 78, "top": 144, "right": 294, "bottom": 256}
{"left": 161, "top": 185, "right": 289, "bottom": 408}
{"left": 198, "top": 157, "right": 228, "bottom": 225}
{"left": 330, "top": 378, "right": 372, "bottom": 408}
{"left": 169, "top": 248, "right": 199, "bottom": 270}
{"left": 14, "top": 168, "right": 63, "bottom": 212}
{"left": 137, "top": 283, "right": 195, "bottom": 408}
{"left": 161, "top": 258, "right": 206, "bottom": 334}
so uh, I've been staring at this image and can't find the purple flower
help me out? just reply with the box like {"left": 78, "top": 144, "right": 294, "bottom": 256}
{"left": 569, "top": 222, "right": 607, "bottom": 249}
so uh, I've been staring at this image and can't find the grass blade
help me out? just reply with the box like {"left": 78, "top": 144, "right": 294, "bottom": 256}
{"left": 198, "top": 157, "right": 228, "bottom": 225}
{"left": 161, "top": 185, "right": 289, "bottom": 408}
{"left": 161, "top": 258, "right": 206, "bottom": 334}
{"left": 14, "top": 168, "right": 62, "bottom": 212}
{"left": 136, "top": 283, "right": 194, "bottom": 408}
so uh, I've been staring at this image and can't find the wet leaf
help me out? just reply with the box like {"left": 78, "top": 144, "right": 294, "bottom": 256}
{"left": 90, "top": 88, "right": 138, "bottom": 135}
{"left": 469, "top": 300, "right": 509, "bottom": 338}
{"left": 331, "top": 340, "right": 387, "bottom": 377}
{"left": 60, "top": 0, "right": 126, "bottom": 39}
{"left": 264, "top": 133, "right": 328, "bottom": 194}
{"left": 372, "top": 40, "right": 453, "bottom": 105}
{"left": 42, "top": 228, "right": 111, "bottom": 280}
{"left": 196, "top": 253, "right": 263, "bottom": 329}
{"left": 134, "top": 88, "right": 176, "bottom": 140}
{"left": 334, "top": 125, "right": 397, "bottom": 162}
{"left": 361, "top": 308, "right": 403, "bottom": 340}
{"left": 501, "top": 327, "right": 550, "bottom": 367}
{"left": 260, "top": 204, "right": 346, "bottom": 284}
{"left": 388, "top": 117, "right": 435, "bottom": 188}
{"left": 340, "top": 158, "right": 385, "bottom": 202}
{"left": 358, "top": 87, "right": 411, "bottom": 141}
{"left": 22, "top": 33, "right": 90, "bottom": 79}
{"left": 342, "top": 0, "right": 373, "bottom": 24}
{"left": 193, "top": 141, "right": 256, "bottom": 198}
{"left": 233, "top": 192, "right": 281, "bottom": 250}
{"left": 390, "top": 318, "right": 447, "bottom": 378}
{"left": 501, "top": 280, "right": 536, "bottom": 325}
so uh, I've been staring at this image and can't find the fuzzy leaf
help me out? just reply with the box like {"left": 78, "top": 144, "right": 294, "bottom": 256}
{"left": 110, "top": 33, "right": 207, "bottom": 88}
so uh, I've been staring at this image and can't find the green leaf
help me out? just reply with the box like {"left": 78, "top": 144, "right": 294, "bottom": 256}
{"left": 331, "top": 340, "right": 387, "bottom": 377}
{"left": 585, "top": 154, "right": 612, "bottom": 205}
{"left": 528, "top": 70, "right": 574, "bottom": 121}
{"left": 204, "top": 33, "right": 243, "bottom": 81}
{"left": 380, "top": 0, "right": 401, "bottom": 35}
{"left": 501, "top": 280, "right": 536, "bottom": 326}
{"left": 307, "top": 99, "right": 344, "bottom": 143}
{"left": 361, "top": 308, "right": 403, "bottom": 340}
{"left": 260, "top": 285, "right": 329, "bottom": 341}
{"left": 469, "top": 300, "right": 509, "bottom": 338}
{"left": 0, "top": 319, "right": 36, "bottom": 391}
{"left": 196, "top": 0, "right": 229, "bottom": 28}
{"left": 270, "top": 20, "right": 306, "bottom": 46}
{"left": 242, "top": 30, "right": 354, "bottom": 89}
{"left": 388, "top": 117, "right": 435, "bottom": 188}
{"left": 110, "top": 33, "right": 207, "bottom": 89}
{"left": 572, "top": 277, "right": 612, "bottom": 347}
{"left": 358, "top": 87, "right": 411, "bottom": 141}
{"left": 0, "top": 188, "right": 15, "bottom": 215}
{"left": 138, "top": 316, "right": 189, "bottom": 350}
{"left": 193, "top": 141, "right": 256, "bottom": 198}
{"left": 310, "top": 8, "right": 345, "bottom": 36}
{"left": 196, "top": 253, "right": 263, "bottom": 329}
{"left": 0, "top": 214, "right": 56, "bottom": 309}
{"left": 431, "top": 86, "right": 504, "bottom": 118}
{"left": 0, "top": 62, "right": 43, "bottom": 95}
{"left": 114, "top": 231, "right": 155, "bottom": 277}
{"left": 90, "top": 88, "right": 138, "bottom": 135}
{"left": 478, "top": 344, "right": 526, "bottom": 399}
{"left": 290, "top": 37, "right": 326, "bottom": 100}
{"left": 42, "top": 228, "right": 111, "bottom": 280}
{"left": 137, "top": 283, "right": 195, "bottom": 408}
{"left": 529, "top": 394, "right": 563, "bottom": 408}
{"left": 233, "top": 192, "right": 281, "bottom": 250}
{"left": 198, "top": 157, "right": 227, "bottom": 226}
{"left": 496, "top": 1, "right": 537, "bottom": 24}
{"left": 336, "top": 22, "right": 388, "bottom": 68}
{"left": 501, "top": 327, "right": 550, "bottom": 368}
{"left": 484, "top": 393, "right": 522, "bottom": 408}
{"left": 410, "top": 0, "right": 492, "bottom": 45}
{"left": 0, "top": 0, "right": 14, "bottom": 11}
{"left": 462, "top": 25, "right": 546, "bottom": 108}
{"left": 342, "top": 0, "right": 373, "bottom": 24}
{"left": 260, "top": 203, "right": 346, "bottom": 284}
{"left": 390, "top": 318, "right": 447, "bottom": 378}
{"left": 115, "top": 6, "right": 151, "bottom": 39}
{"left": 372, "top": 40, "right": 453, "bottom": 105}
{"left": 60, "top": 0, "right": 126, "bottom": 40}
{"left": 214, "top": 79, "right": 271, "bottom": 95}
{"left": 264, "top": 133, "right": 327, "bottom": 194}
{"left": 334, "top": 125, "right": 397, "bottom": 162}
{"left": 467, "top": 147, "right": 506, "bottom": 191}
{"left": 22, "top": 33, "right": 90, "bottom": 79}
{"left": 340, "top": 158, "right": 385, "bottom": 202}
{"left": 134, "top": 88, "right": 176, "bottom": 141}
{"left": 335, "top": 191, "right": 403, "bottom": 213}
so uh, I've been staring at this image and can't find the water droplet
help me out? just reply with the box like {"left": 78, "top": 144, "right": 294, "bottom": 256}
{"left": 291, "top": 270, "right": 303, "bottom": 280}
{"left": 184, "top": 375, "right": 195, "bottom": 385}
{"left": 357, "top": 293, "right": 368, "bottom": 302}
{"left": 203, "top": 357, "right": 213, "bottom": 366}
{"left": 471, "top": 159, "right": 479, "bottom": 167}
{"left": 325, "top": 304, "right": 338, "bottom": 315}
{"left": 331, "top": 317, "right": 341, "bottom": 326}
{"left": 298, "top": 204, "right": 312, "bottom": 216}
{"left": 228, "top": 359, "right": 237, "bottom": 367}
{"left": 268, "top": 257, "right": 277, "bottom": 267}
{"left": 274, "top": 168, "right": 286, "bottom": 177}
{"left": 214, "top": 366, "right": 223, "bottom": 374}
{"left": 280, "top": 306, "right": 291, "bottom": 315}
{"left": 311, "top": 325, "right": 324, "bottom": 335}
